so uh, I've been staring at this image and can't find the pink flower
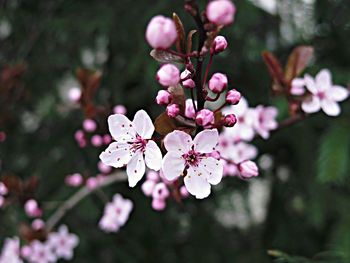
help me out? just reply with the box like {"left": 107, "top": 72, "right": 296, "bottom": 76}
{"left": 82, "top": 119, "right": 97, "bottom": 132}
{"left": 0, "top": 237, "right": 22, "bottom": 263}
{"left": 185, "top": 99, "right": 197, "bottom": 119}
{"left": 27, "top": 241, "right": 56, "bottom": 263}
{"left": 181, "top": 70, "right": 195, "bottom": 89}
{"left": 157, "top": 64, "right": 180, "bottom": 87}
{"left": 166, "top": 104, "right": 180, "bottom": 118}
{"left": 226, "top": 89, "right": 241, "bottom": 105}
{"left": 146, "top": 15, "right": 177, "bottom": 49}
{"left": 24, "top": 199, "right": 42, "bottom": 218}
{"left": 301, "top": 69, "right": 349, "bottom": 116}
{"left": 156, "top": 90, "right": 172, "bottom": 105}
{"left": 162, "top": 129, "right": 223, "bottom": 199}
{"left": 152, "top": 198, "right": 166, "bottom": 211}
{"left": 152, "top": 182, "right": 170, "bottom": 199}
{"left": 290, "top": 78, "right": 306, "bottom": 95}
{"left": 206, "top": 0, "right": 236, "bottom": 26}
{"left": 195, "top": 109, "right": 215, "bottom": 127}
{"left": 222, "top": 114, "right": 237, "bottom": 127}
{"left": 208, "top": 73, "right": 228, "bottom": 93}
{"left": 48, "top": 225, "right": 79, "bottom": 260}
{"left": 65, "top": 173, "right": 83, "bottom": 187}
{"left": 99, "top": 194, "right": 133, "bottom": 233}
{"left": 99, "top": 110, "right": 162, "bottom": 187}
{"left": 212, "top": 36, "right": 228, "bottom": 54}
{"left": 251, "top": 106, "right": 278, "bottom": 139}
{"left": 238, "top": 160, "right": 259, "bottom": 178}
{"left": 113, "top": 105, "right": 127, "bottom": 115}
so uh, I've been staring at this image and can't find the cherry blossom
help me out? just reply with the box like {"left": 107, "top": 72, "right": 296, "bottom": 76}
{"left": 48, "top": 225, "right": 79, "bottom": 260}
{"left": 99, "top": 110, "right": 162, "bottom": 187}
{"left": 0, "top": 237, "right": 22, "bottom": 263}
{"left": 251, "top": 105, "right": 278, "bottom": 139}
{"left": 26, "top": 241, "right": 57, "bottom": 263}
{"left": 162, "top": 129, "right": 223, "bottom": 199}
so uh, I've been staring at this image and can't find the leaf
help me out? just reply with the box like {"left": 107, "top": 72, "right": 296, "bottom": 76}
{"left": 186, "top": 30, "right": 197, "bottom": 54}
{"left": 154, "top": 113, "right": 178, "bottom": 136}
{"left": 317, "top": 123, "right": 350, "bottom": 183}
{"left": 285, "top": 46, "right": 314, "bottom": 82}
{"left": 172, "top": 13, "right": 186, "bottom": 53}
{"left": 262, "top": 51, "right": 286, "bottom": 93}
{"left": 150, "top": 49, "right": 183, "bottom": 63}
{"left": 168, "top": 84, "right": 186, "bottom": 114}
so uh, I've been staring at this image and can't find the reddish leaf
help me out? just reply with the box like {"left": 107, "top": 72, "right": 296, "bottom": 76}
{"left": 168, "top": 84, "right": 186, "bottom": 114}
{"left": 150, "top": 49, "right": 183, "bottom": 63}
{"left": 285, "top": 46, "right": 314, "bottom": 82}
{"left": 186, "top": 30, "right": 197, "bottom": 54}
{"left": 154, "top": 113, "right": 178, "bottom": 136}
{"left": 19, "top": 223, "right": 47, "bottom": 242}
{"left": 173, "top": 13, "right": 186, "bottom": 53}
{"left": 262, "top": 51, "right": 286, "bottom": 93}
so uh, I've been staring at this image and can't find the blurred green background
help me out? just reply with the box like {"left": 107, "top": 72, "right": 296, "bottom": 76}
{"left": 1, "top": 0, "right": 350, "bottom": 262}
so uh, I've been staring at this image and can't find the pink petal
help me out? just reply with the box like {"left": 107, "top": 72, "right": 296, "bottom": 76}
{"left": 304, "top": 74, "right": 318, "bottom": 94}
{"left": 315, "top": 69, "right": 332, "bottom": 91}
{"left": 193, "top": 129, "right": 219, "bottom": 153}
{"left": 184, "top": 167, "right": 211, "bottom": 199}
{"left": 99, "top": 142, "right": 132, "bottom": 168}
{"left": 108, "top": 114, "right": 135, "bottom": 142}
{"left": 163, "top": 130, "right": 192, "bottom": 153}
{"left": 198, "top": 157, "right": 223, "bottom": 185}
{"left": 301, "top": 96, "right": 321, "bottom": 113}
{"left": 161, "top": 152, "right": 185, "bottom": 181}
{"left": 126, "top": 152, "right": 145, "bottom": 187}
{"left": 144, "top": 140, "right": 162, "bottom": 171}
{"left": 321, "top": 99, "right": 340, "bottom": 116}
{"left": 326, "top": 86, "right": 349, "bottom": 102}
{"left": 291, "top": 78, "right": 306, "bottom": 95}
{"left": 132, "top": 110, "right": 154, "bottom": 139}
{"left": 238, "top": 123, "right": 255, "bottom": 141}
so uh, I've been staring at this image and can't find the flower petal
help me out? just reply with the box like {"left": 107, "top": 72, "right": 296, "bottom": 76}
{"left": 326, "top": 86, "right": 349, "bottom": 102}
{"left": 99, "top": 142, "right": 132, "bottom": 168}
{"left": 126, "top": 152, "right": 145, "bottom": 187}
{"left": 144, "top": 140, "right": 162, "bottom": 171}
{"left": 315, "top": 69, "right": 332, "bottom": 91}
{"left": 301, "top": 96, "right": 321, "bottom": 113}
{"left": 321, "top": 99, "right": 340, "bottom": 117}
{"left": 198, "top": 157, "right": 223, "bottom": 185}
{"left": 193, "top": 129, "right": 219, "bottom": 153}
{"left": 108, "top": 114, "right": 135, "bottom": 142}
{"left": 132, "top": 110, "right": 154, "bottom": 139}
{"left": 184, "top": 167, "right": 211, "bottom": 199}
{"left": 163, "top": 130, "right": 192, "bottom": 153}
{"left": 304, "top": 74, "right": 318, "bottom": 94}
{"left": 161, "top": 152, "right": 185, "bottom": 181}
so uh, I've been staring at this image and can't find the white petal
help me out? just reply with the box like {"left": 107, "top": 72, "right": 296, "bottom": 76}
{"left": 301, "top": 96, "right": 321, "bottom": 113}
{"left": 144, "top": 140, "right": 162, "bottom": 171}
{"left": 164, "top": 130, "right": 192, "bottom": 153}
{"left": 193, "top": 129, "right": 219, "bottom": 153}
{"left": 132, "top": 110, "right": 154, "bottom": 139}
{"left": 315, "top": 69, "right": 332, "bottom": 91}
{"left": 304, "top": 74, "right": 318, "bottom": 94}
{"left": 291, "top": 78, "right": 306, "bottom": 95}
{"left": 326, "top": 86, "right": 349, "bottom": 102}
{"left": 238, "top": 123, "right": 255, "bottom": 141}
{"left": 161, "top": 152, "right": 185, "bottom": 181}
{"left": 184, "top": 167, "right": 211, "bottom": 199}
{"left": 321, "top": 99, "right": 340, "bottom": 117}
{"left": 198, "top": 157, "right": 223, "bottom": 185}
{"left": 126, "top": 152, "right": 145, "bottom": 187}
{"left": 232, "top": 97, "right": 249, "bottom": 117}
{"left": 99, "top": 142, "right": 132, "bottom": 168}
{"left": 108, "top": 114, "right": 135, "bottom": 142}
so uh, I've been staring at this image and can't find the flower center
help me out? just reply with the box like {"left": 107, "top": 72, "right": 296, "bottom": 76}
{"left": 317, "top": 91, "right": 325, "bottom": 99}
{"left": 130, "top": 135, "right": 147, "bottom": 153}
{"left": 183, "top": 149, "right": 203, "bottom": 167}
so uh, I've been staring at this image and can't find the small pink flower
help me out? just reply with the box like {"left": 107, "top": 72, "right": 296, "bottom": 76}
{"left": 157, "top": 64, "right": 180, "bottom": 87}
{"left": 91, "top": 134, "right": 103, "bottom": 147}
{"left": 166, "top": 104, "right": 180, "bottom": 118}
{"left": 24, "top": 199, "right": 42, "bottom": 218}
{"left": 27, "top": 240, "right": 57, "bottom": 263}
{"left": 206, "top": 0, "right": 236, "bottom": 26}
{"left": 223, "top": 114, "right": 237, "bottom": 127}
{"left": 252, "top": 106, "right": 278, "bottom": 139}
{"left": 65, "top": 173, "right": 83, "bottom": 187}
{"left": 48, "top": 225, "right": 79, "bottom": 260}
{"left": 152, "top": 198, "right": 166, "bottom": 211}
{"left": 290, "top": 78, "right": 306, "bottom": 95}
{"left": 146, "top": 15, "right": 177, "bottom": 49}
{"left": 152, "top": 182, "right": 170, "bottom": 199}
{"left": 113, "top": 105, "right": 127, "bottom": 115}
{"left": 301, "top": 69, "right": 349, "bottom": 116}
{"left": 0, "top": 237, "right": 22, "bottom": 263}
{"left": 185, "top": 99, "right": 197, "bottom": 119}
{"left": 82, "top": 119, "right": 97, "bottom": 132}
{"left": 162, "top": 129, "right": 223, "bottom": 199}
{"left": 195, "top": 109, "right": 215, "bottom": 127}
{"left": 226, "top": 89, "right": 241, "bottom": 105}
{"left": 141, "top": 180, "right": 156, "bottom": 197}
{"left": 208, "top": 73, "right": 228, "bottom": 93}
{"left": 156, "top": 90, "right": 172, "bottom": 105}
{"left": 100, "top": 110, "right": 162, "bottom": 187}
{"left": 212, "top": 36, "right": 228, "bottom": 53}
{"left": 238, "top": 160, "right": 259, "bottom": 178}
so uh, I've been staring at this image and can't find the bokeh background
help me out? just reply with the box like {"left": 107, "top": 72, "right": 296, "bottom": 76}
{"left": 1, "top": 0, "right": 350, "bottom": 262}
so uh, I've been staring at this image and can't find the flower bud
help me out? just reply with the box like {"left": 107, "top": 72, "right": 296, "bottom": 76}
{"left": 212, "top": 36, "right": 228, "bottom": 54}
{"left": 146, "top": 15, "right": 177, "bottom": 49}
{"left": 182, "top": 79, "right": 195, "bottom": 89}
{"left": 156, "top": 90, "right": 172, "bottom": 105}
{"left": 166, "top": 104, "right": 180, "bottom": 118}
{"left": 185, "top": 99, "right": 197, "bottom": 119}
{"left": 152, "top": 183, "right": 170, "bottom": 199}
{"left": 103, "top": 134, "right": 112, "bottom": 145}
{"left": 65, "top": 173, "right": 83, "bottom": 187}
{"left": 98, "top": 161, "right": 112, "bottom": 174}
{"left": 152, "top": 198, "right": 166, "bottom": 211}
{"left": 91, "top": 135, "right": 103, "bottom": 147}
{"left": 0, "top": 182, "right": 8, "bottom": 195}
{"left": 196, "top": 109, "right": 215, "bottom": 127}
{"left": 141, "top": 180, "right": 156, "bottom": 197}
{"left": 24, "top": 199, "right": 42, "bottom": 218}
{"left": 157, "top": 64, "right": 180, "bottom": 87}
{"left": 238, "top": 160, "right": 259, "bottom": 178}
{"left": 226, "top": 89, "right": 241, "bottom": 105}
{"left": 223, "top": 114, "right": 237, "bottom": 127}
{"left": 32, "top": 219, "right": 45, "bottom": 230}
{"left": 206, "top": 0, "right": 236, "bottom": 26}
{"left": 83, "top": 119, "right": 97, "bottom": 132}
{"left": 67, "top": 87, "right": 81, "bottom": 102}
{"left": 113, "top": 105, "right": 127, "bottom": 114}
{"left": 146, "top": 171, "right": 160, "bottom": 181}
{"left": 208, "top": 73, "right": 228, "bottom": 93}
{"left": 180, "top": 186, "right": 189, "bottom": 198}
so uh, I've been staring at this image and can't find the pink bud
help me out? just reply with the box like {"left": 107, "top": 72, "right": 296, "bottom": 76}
{"left": 65, "top": 173, "right": 83, "bottom": 187}
{"left": 223, "top": 114, "right": 237, "bottom": 127}
{"left": 152, "top": 198, "right": 166, "bottom": 211}
{"left": 74, "top": 130, "right": 85, "bottom": 141}
{"left": 0, "top": 182, "right": 8, "bottom": 195}
{"left": 182, "top": 79, "right": 196, "bottom": 89}
{"left": 166, "top": 104, "right": 180, "bottom": 118}
{"left": 212, "top": 36, "right": 228, "bottom": 54}
{"left": 157, "top": 64, "right": 180, "bottom": 87}
{"left": 224, "top": 163, "right": 238, "bottom": 176}
{"left": 0, "top": 131, "right": 6, "bottom": 142}
{"left": 180, "top": 186, "right": 189, "bottom": 198}
{"left": 91, "top": 135, "right": 103, "bottom": 147}
{"left": 185, "top": 99, "right": 196, "bottom": 119}
{"left": 98, "top": 161, "right": 112, "bottom": 174}
{"left": 147, "top": 171, "right": 160, "bottom": 181}
{"left": 24, "top": 199, "right": 42, "bottom": 218}
{"left": 196, "top": 109, "right": 215, "bottom": 127}
{"left": 226, "top": 89, "right": 241, "bottom": 105}
{"left": 146, "top": 15, "right": 177, "bottom": 49}
{"left": 86, "top": 177, "right": 99, "bottom": 190}
{"left": 68, "top": 87, "right": 81, "bottom": 102}
{"left": 238, "top": 160, "right": 259, "bottom": 178}
{"left": 32, "top": 219, "right": 45, "bottom": 230}
{"left": 206, "top": 0, "right": 236, "bottom": 26}
{"left": 208, "top": 73, "right": 228, "bottom": 93}
{"left": 156, "top": 90, "right": 172, "bottom": 105}
{"left": 141, "top": 180, "right": 156, "bottom": 197}
{"left": 83, "top": 119, "right": 97, "bottom": 132}
{"left": 152, "top": 183, "right": 170, "bottom": 199}
{"left": 113, "top": 105, "right": 127, "bottom": 114}
{"left": 103, "top": 134, "right": 112, "bottom": 145}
